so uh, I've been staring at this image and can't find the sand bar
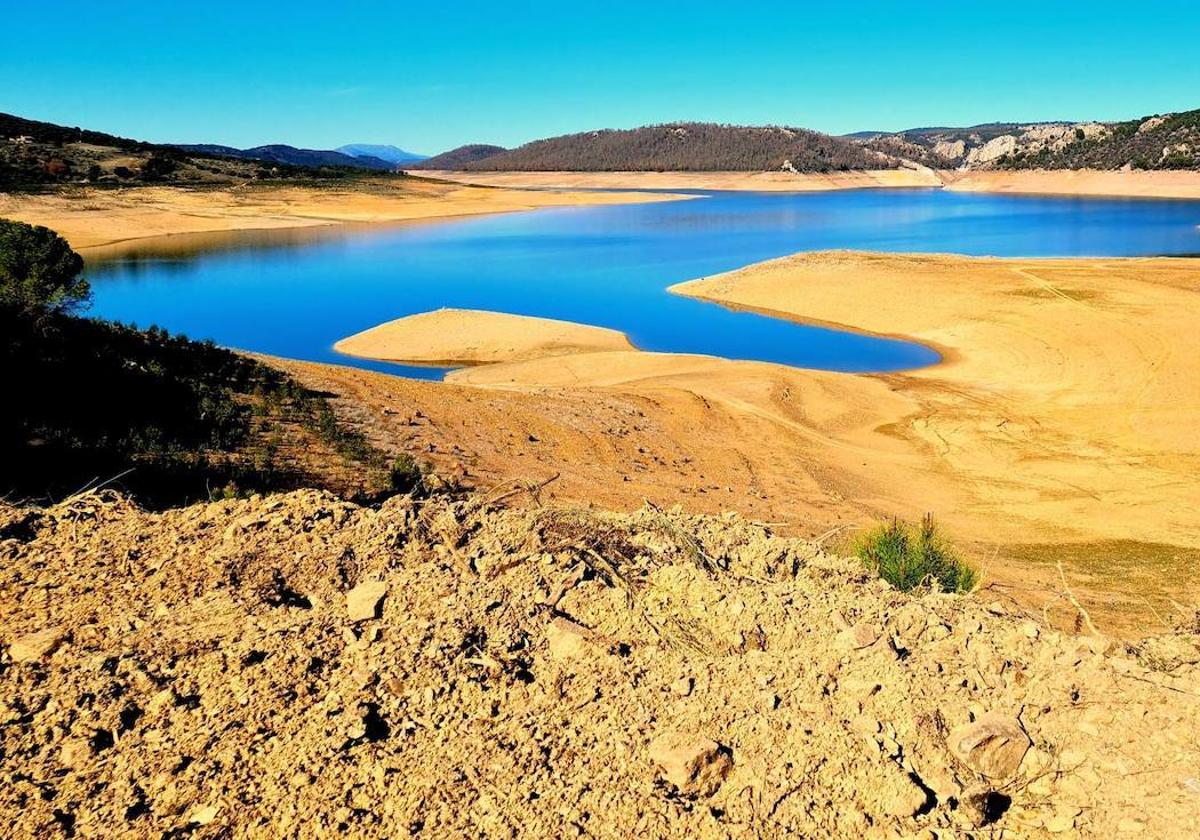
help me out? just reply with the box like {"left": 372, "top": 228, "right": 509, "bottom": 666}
{"left": 335, "top": 308, "right": 634, "bottom": 365}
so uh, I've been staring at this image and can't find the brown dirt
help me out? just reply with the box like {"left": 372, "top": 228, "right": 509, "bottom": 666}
{"left": 3, "top": 488, "right": 1198, "bottom": 838}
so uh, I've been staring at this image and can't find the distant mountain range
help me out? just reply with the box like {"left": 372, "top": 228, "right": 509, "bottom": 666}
{"left": 417, "top": 109, "right": 1199, "bottom": 173}
{"left": 5, "top": 107, "right": 1198, "bottom": 193}
{"left": 173, "top": 143, "right": 399, "bottom": 171}
{"left": 0, "top": 112, "right": 417, "bottom": 190}
{"left": 336, "top": 144, "right": 427, "bottom": 164}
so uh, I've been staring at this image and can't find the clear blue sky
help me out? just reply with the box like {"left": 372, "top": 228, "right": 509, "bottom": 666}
{"left": 3, "top": 1, "right": 1197, "bottom": 155}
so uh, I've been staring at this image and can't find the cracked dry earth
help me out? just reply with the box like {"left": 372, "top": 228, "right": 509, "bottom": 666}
{"left": 2, "top": 489, "right": 1199, "bottom": 838}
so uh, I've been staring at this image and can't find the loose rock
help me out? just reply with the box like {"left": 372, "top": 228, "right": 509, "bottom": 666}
{"left": 948, "top": 713, "right": 1031, "bottom": 781}
{"left": 346, "top": 581, "right": 388, "bottom": 622}
{"left": 8, "top": 627, "right": 67, "bottom": 662}
{"left": 648, "top": 732, "right": 732, "bottom": 797}
{"left": 546, "top": 616, "right": 600, "bottom": 660}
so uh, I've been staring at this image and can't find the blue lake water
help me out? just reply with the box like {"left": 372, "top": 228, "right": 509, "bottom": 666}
{"left": 86, "top": 188, "right": 1200, "bottom": 379}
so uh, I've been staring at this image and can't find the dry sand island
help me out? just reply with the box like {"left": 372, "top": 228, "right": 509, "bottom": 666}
{"left": 335, "top": 308, "right": 634, "bottom": 365}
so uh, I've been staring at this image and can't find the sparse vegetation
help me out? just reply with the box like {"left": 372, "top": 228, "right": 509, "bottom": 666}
{"left": 854, "top": 514, "right": 978, "bottom": 593}
{"left": 388, "top": 453, "right": 424, "bottom": 493}
{"left": 0, "top": 218, "right": 418, "bottom": 506}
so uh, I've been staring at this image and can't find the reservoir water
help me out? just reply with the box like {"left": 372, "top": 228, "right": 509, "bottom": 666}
{"left": 86, "top": 188, "right": 1200, "bottom": 379}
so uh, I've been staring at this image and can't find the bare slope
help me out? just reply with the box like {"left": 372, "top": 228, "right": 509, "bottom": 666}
{"left": 2, "top": 488, "right": 1197, "bottom": 838}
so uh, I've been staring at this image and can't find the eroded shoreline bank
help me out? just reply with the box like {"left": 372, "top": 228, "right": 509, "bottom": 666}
{"left": 327, "top": 251, "right": 1200, "bottom": 635}
{"left": 418, "top": 167, "right": 1200, "bottom": 199}
{"left": 0, "top": 179, "right": 693, "bottom": 251}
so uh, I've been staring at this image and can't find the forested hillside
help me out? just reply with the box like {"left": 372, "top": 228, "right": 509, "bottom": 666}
{"left": 460, "top": 123, "right": 894, "bottom": 172}
{"left": 413, "top": 144, "right": 507, "bottom": 169}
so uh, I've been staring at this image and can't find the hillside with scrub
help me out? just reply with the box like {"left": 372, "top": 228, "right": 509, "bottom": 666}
{"left": 2, "top": 216, "right": 1200, "bottom": 839}
{"left": 458, "top": 123, "right": 894, "bottom": 172}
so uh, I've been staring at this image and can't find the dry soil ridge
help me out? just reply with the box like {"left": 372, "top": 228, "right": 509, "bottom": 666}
{"left": 2, "top": 489, "right": 1198, "bottom": 838}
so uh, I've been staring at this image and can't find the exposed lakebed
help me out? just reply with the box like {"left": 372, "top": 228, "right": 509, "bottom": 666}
{"left": 86, "top": 188, "right": 1200, "bottom": 379}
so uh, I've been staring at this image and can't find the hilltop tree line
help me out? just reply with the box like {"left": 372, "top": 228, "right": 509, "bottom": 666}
{"left": 461, "top": 123, "right": 895, "bottom": 172}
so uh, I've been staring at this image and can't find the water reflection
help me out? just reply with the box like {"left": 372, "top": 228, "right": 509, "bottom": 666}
{"left": 85, "top": 189, "right": 1200, "bottom": 381}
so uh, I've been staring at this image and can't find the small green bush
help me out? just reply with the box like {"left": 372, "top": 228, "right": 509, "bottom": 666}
{"left": 855, "top": 514, "right": 978, "bottom": 593}
{"left": 388, "top": 454, "right": 423, "bottom": 493}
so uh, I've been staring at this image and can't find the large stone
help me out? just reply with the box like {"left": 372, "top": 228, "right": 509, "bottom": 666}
{"left": 546, "top": 617, "right": 599, "bottom": 660}
{"left": 9, "top": 627, "right": 67, "bottom": 663}
{"left": 869, "top": 764, "right": 930, "bottom": 817}
{"left": 648, "top": 732, "right": 732, "bottom": 797}
{"left": 948, "top": 713, "right": 1031, "bottom": 781}
{"left": 346, "top": 581, "right": 388, "bottom": 622}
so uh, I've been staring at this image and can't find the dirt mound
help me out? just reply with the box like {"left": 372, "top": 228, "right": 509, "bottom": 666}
{"left": 2, "top": 489, "right": 1198, "bottom": 838}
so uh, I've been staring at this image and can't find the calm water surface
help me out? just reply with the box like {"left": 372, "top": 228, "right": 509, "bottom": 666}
{"left": 86, "top": 189, "right": 1200, "bottom": 379}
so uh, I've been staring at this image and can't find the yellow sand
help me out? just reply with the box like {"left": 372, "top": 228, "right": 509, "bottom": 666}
{"left": 0, "top": 179, "right": 690, "bottom": 250}
{"left": 670, "top": 252, "right": 1200, "bottom": 552}
{"left": 330, "top": 252, "right": 1200, "bottom": 631}
{"left": 340, "top": 253, "right": 1200, "bottom": 554}
{"left": 422, "top": 167, "right": 1200, "bottom": 199}
{"left": 415, "top": 169, "right": 943, "bottom": 191}
{"left": 335, "top": 308, "right": 634, "bottom": 365}
{"left": 942, "top": 168, "right": 1200, "bottom": 199}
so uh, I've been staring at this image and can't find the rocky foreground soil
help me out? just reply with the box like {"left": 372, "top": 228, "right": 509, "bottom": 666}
{"left": 2, "top": 489, "right": 1198, "bottom": 838}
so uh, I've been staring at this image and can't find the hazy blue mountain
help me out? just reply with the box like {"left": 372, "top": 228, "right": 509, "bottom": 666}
{"left": 336, "top": 143, "right": 427, "bottom": 163}
{"left": 174, "top": 143, "right": 396, "bottom": 170}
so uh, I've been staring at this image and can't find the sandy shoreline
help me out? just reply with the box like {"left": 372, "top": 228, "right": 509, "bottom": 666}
{"left": 419, "top": 167, "right": 1200, "bottom": 199}
{"left": 0, "top": 179, "right": 692, "bottom": 251}
{"left": 5, "top": 169, "right": 1197, "bottom": 256}
{"left": 414, "top": 168, "right": 944, "bottom": 192}
{"left": 324, "top": 251, "right": 1200, "bottom": 633}
{"left": 941, "top": 168, "right": 1200, "bottom": 199}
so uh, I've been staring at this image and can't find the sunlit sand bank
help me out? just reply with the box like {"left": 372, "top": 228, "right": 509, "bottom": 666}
{"left": 335, "top": 308, "right": 633, "bottom": 365}
{"left": 331, "top": 251, "right": 1200, "bottom": 633}
{"left": 0, "top": 179, "right": 692, "bottom": 250}
{"left": 421, "top": 167, "right": 1200, "bottom": 199}
{"left": 414, "top": 168, "right": 943, "bottom": 191}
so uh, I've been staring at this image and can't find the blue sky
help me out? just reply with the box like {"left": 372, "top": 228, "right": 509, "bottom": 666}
{"left": 2, "top": 1, "right": 1197, "bottom": 154}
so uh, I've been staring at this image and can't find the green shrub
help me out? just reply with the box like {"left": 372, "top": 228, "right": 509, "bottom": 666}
{"left": 854, "top": 514, "right": 978, "bottom": 593}
{"left": 388, "top": 454, "right": 423, "bottom": 493}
